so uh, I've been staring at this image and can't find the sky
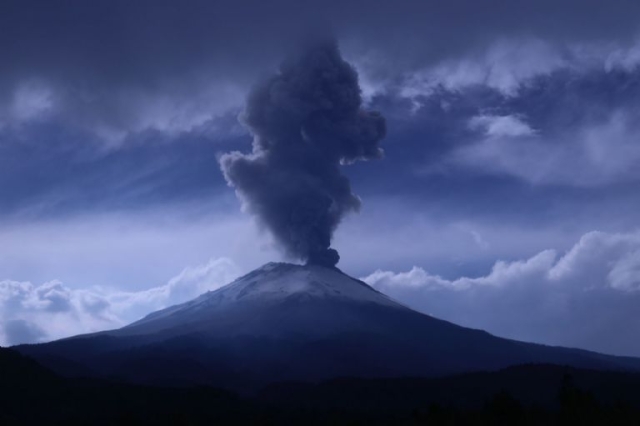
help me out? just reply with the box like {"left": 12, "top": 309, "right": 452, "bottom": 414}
{"left": 1, "top": 0, "right": 640, "bottom": 356}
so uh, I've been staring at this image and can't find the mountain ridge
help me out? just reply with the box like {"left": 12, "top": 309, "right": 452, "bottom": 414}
{"left": 130, "top": 262, "right": 407, "bottom": 331}
{"left": 14, "top": 262, "right": 640, "bottom": 391}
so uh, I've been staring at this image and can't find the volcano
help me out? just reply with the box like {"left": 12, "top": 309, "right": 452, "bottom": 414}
{"left": 15, "top": 263, "right": 640, "bottom": 391}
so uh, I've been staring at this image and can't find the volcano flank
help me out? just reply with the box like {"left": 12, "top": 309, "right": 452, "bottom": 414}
{"left": 15, "top": 263, "right": 640, "bottom": 391}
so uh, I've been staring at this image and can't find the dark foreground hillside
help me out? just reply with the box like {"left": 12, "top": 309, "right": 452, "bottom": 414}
{"left": 3, "top": 347, "right": 640, "bottom": 425}
{"left": 0, "top": 348, "right": 251, "bottom": 425}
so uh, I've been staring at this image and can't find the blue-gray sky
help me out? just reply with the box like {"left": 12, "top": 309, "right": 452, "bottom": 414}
{"left": 1, "top": 0, "right": 640, "bottom": 356}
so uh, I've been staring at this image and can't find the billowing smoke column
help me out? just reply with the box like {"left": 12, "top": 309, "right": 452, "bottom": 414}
{"left": 220, "top": 41, "right": 386, "bottom": 267}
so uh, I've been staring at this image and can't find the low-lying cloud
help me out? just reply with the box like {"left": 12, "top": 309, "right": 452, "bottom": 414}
{"left": 363, "top": 230, "right": 640, "bottom": 357}
{"left": 4, "top": 230, "right": 640, "bottom": 358}
{"left": 0, "top": 258, "right": 240, "bottom": 346}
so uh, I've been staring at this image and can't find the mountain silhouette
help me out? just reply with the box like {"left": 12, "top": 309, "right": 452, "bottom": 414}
{"left": 15, "top": 263, "right": 640, "bottom": 391}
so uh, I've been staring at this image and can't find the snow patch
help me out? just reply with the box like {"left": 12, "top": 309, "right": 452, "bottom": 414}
{"left": 132, "top": 262, "right": 405, "bottom": 327}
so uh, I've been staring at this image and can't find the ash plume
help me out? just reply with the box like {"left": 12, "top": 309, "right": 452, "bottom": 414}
{"left": 220, "top": 40, "right": 386, "bottom": 267}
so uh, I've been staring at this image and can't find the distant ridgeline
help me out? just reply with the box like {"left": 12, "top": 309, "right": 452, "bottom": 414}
{"left": 3, "top": 347, "right": 640, "bottom": 425}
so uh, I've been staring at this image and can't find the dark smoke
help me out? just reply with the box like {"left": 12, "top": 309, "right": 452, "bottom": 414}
{"left": 220, "top": 41, "right": 386, "bottom": 267}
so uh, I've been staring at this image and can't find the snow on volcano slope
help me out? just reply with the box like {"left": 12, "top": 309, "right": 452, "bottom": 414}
{"left": 139, "top": 262, "right": 404, "bottom": 320}
{"left": 114, "top": 262, "right": 410, "bottom": 339}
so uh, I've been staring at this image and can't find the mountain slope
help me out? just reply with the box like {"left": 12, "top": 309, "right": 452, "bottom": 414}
{"left": 120, "top": 262, "right": 405, "bottom": 339}
{"left": 15, "top": 263, "right": 640, "bottom": 391}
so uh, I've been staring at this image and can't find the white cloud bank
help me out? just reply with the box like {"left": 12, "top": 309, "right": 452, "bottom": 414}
{"left": 4, "top": 230, "right": 640, "bottom": 359}
{"left": 388, "top": 37, "right": 640, "bottom": 100}
{"left": 0, "top": 258, "right": 241, "bottom": 346}
{"left": 363, "top": 230, "right": 640, "bottom": 357}
{"left": 446, "top": 110, "right": 640, "bottom": 187}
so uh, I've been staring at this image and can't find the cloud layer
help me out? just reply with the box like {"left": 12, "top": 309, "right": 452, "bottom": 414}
{"left": 448, "top": 109, "right": 640, "bottom": 187}
{"left": 4, "top": 229, "right": 640, "bottom": 359}
{"left": 363, "top": 230, "right": 640, "bottom": 357}
{"left": 0, "top": 258, "right": 240, "bottom": 346}
{"left": 3, "top": 0, "right": 640, "bottom": 143}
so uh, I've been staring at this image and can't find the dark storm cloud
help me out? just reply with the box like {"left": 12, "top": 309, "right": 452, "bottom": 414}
{"left": 0, "top": 0, "right": 297, "bottom": 139}
{"left": 3, "top": 63, "right": 640, "bottom": 224}
{"left": 2, "top": 0, "right": 640, "bottom": 140}
{"left": 221, "top": 41, "right": 386, "bottom": 266}
{"left": 366, "top": 63, "right": 640, "bottom": 185}
{"left": 1, "top": 0, "right": 640, "bottom": 225}
{"left": 334, "top": 64, "right": 640, "bottom": 237}
{"left": 6, "top": 0, "right": 638, "bottom": 79}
